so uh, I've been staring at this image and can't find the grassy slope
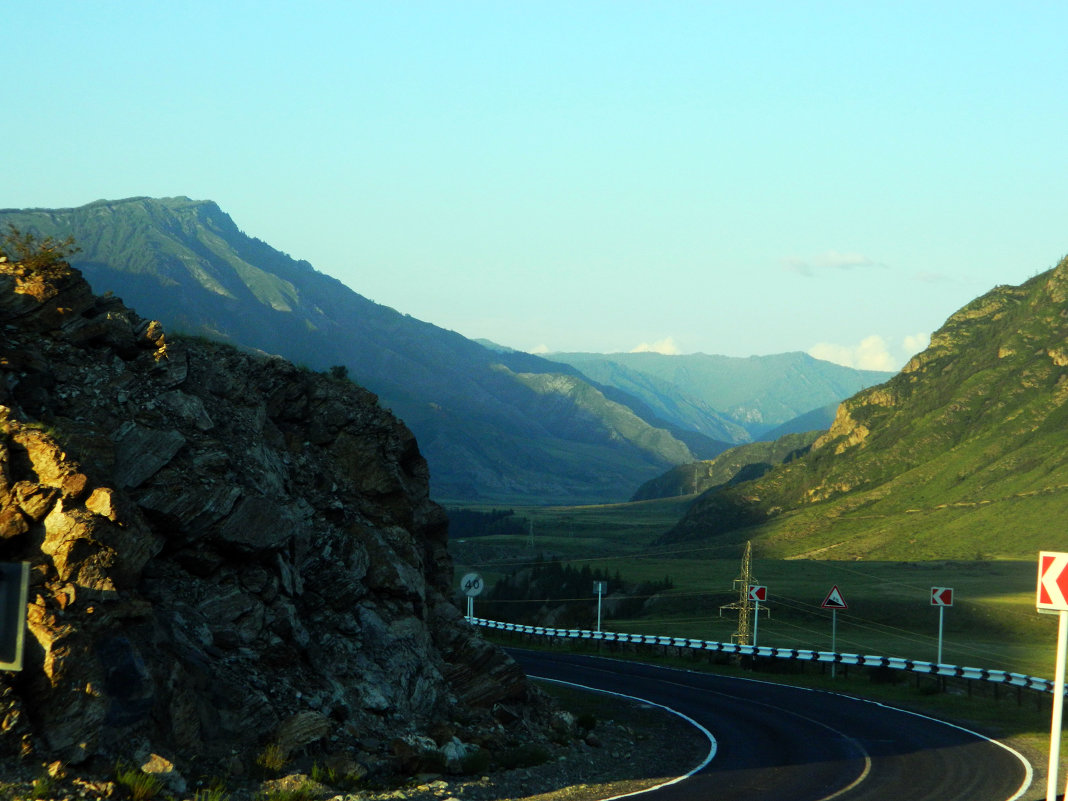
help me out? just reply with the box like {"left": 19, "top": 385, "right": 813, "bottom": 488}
{"left": 660, "top": 258, "right": 1068, "bottom": 557}
{"left": 630, "top": 430, "right": 821, "bottom": 501}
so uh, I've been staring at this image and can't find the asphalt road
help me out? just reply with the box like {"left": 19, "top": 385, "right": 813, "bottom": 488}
{"left": 510, "top": 649, "right": 1033, "bottom": 801}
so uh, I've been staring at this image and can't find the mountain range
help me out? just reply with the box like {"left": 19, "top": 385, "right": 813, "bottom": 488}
{"left": 0, "top": 197, "right": 889, "bottom": 504}
{"left": 658, "top": 255, "right": 1068, "bottom": 560}
{"left": 543, "top": 351, "right": 890, "bottom": 440}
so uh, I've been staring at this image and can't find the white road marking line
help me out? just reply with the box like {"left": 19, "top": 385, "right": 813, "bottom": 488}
{"left": 527, "top": 654, "right": 1034, "bottom": 801}
{"left": 529, "top": 674, "right": 717, "bottom": 801}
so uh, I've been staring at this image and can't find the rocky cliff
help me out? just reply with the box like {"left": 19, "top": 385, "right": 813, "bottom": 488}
{"left": 0, "top": 253, "right": 545, "bottom": 783}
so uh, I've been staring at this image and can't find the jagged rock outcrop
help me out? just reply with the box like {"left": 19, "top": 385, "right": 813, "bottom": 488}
{"left": 0, "top": 255, "right": 544, "bottom": 776}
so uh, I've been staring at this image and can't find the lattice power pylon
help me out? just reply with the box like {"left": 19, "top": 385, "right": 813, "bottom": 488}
{"left": 719, "top": 540, "right": 757, "bottom": 645}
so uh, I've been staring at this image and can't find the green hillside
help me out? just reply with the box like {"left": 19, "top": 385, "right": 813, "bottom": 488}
{"left": 660, "top": 256, "right": 1068, "bottom": 560}
{"left": 631, "top": 430, "right": 821, "bottom": 501}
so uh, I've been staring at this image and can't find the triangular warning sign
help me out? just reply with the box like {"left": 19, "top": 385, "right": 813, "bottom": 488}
{"left": 822, "top": 585, "right": 848, "bottom": 609}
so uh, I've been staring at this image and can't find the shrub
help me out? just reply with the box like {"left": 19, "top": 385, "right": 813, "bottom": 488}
{"left": 193, "top": 782, "right": 231, "bottom": 801}
{"left": 309, "top": 762, "right": 337, "bottom": 786}
{"left": 114, "top": 762, "right": 163, "bottom": 801}
{"left": 0, "top": 225, "right": 80, "bottom": 278}
{"left": 30, "top": 769, "right": 59, "bottom": 798}
{"left": 254, "top": 743, "right": 288, "bottom": 777}
{"left": 306, "top": 762, "right": 368, "bottom": 792}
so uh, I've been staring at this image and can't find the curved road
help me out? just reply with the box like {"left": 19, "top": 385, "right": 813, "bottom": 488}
{"left": 510, "top": 649, "right": 1032, "bottom": 801}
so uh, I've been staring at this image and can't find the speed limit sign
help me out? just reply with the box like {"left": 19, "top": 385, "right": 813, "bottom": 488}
{"left": 460, "top": 572, "right": 484, "bottom": 598}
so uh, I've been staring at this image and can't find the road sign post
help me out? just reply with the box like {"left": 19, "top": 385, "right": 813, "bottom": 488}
{"left": 931, "top": 587, "right": 953, "bottom": 664}
{"left": 460, "top": 572, "right": 484, "bottom": 620}
{"left": 822, "top": 585, "right": 848, "bottom": 678}
{"left": 1037, "top": 552, "right": 1068, "bottom": 801}
{"left": 1050, "top": 609, "right": 1068, "bottom": 801}
{"left": 0, "top": 563, "right": 29, "bottom": 672}
{"left": 831, "top": 611, "right": 837, "bottom": 676}
{"left": 749, "top": 585, "right": 767, "bottom": 648}
{"left": 938, "top": 607, "right": 945, "bottom": 664}
{"left": 593, "top": 581, "right": 608, "bottom": 633}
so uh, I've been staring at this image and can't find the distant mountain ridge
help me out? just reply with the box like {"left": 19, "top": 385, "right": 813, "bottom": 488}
{"left": 660, "top": 255, "right": 1068, "bottom": 560}
{"left": 544, "top": 351, "right": 893, "bottom": 439}
{"left": 0, "top": 197, "right": 725, "bottom": 503}
{"left": 1, "top": 197, "right": 885, "bottom": 504}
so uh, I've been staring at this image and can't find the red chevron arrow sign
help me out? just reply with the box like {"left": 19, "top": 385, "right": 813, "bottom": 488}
{"left": 931, "top": 587, "right": 954, "bottom": 606}
{"left": 1037, "top": 552, "right": 1068, "bottom": 612}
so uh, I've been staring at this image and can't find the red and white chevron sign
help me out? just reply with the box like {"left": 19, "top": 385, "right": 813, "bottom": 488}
{"left": 931, "top": 587, "right": 953, "bottom": 606}
{"left": 1037, "top": 552, "right": 1068, "bottom": 612}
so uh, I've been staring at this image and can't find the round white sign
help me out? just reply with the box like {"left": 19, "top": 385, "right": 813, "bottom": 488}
{"left": 460, "top": 572, "right": 484, "bottom": 597}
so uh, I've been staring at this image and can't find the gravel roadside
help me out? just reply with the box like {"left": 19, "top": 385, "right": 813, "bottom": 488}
{"left": 364, "top": 681, "right": 713, "bottom": 801}
{"left": 0, "top": 681, "right": 712, "bottom": 801}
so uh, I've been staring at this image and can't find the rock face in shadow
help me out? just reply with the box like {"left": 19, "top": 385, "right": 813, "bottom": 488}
{"left": 0, "top": 257, "right": 542, "bottom": 776}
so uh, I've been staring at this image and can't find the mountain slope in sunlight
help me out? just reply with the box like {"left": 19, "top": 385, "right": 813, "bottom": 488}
{"left": 660, "top": 254, "right": 1068, "bottom": 560}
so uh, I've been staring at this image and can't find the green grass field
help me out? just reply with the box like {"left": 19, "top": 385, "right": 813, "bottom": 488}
{"left": 453, "top": 496, "right": 1068, "bottom": 782}
{"left": 452, "top": 498, "right": 1060, "bottom": 680}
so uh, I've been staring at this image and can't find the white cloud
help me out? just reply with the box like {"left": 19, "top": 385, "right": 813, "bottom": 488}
{"left": 530, "top": 344, "right": 551, "bottom": 354}
{"left": 808, "top": 335, "right": 897, "bottom": 371}
{"left": 785, "top": 250, "right": 888, "bottom": 277}
{"left": 809, "top": 332, "right": 934, "bottom": 371}
{"left": 630, "top": 337, "right": 681, "bottom": 355}
{"left": 903, "top": 332, "right": 931, "bottom": 354}
{"left": 808, "top": 341, "right": 859, "bottom": 367}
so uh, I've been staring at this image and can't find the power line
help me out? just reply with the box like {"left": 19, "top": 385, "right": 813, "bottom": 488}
{"left": 463, "top": 541, "right": 741, "bottom": 569}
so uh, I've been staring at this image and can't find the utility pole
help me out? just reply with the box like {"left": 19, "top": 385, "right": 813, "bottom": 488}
{"left": 720, "top": 541, "right": 757, "bottom": 645}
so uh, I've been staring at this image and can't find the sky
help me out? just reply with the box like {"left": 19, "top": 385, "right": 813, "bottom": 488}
{"left": 5, "top": 2, "right": 1067, "bottom": 371}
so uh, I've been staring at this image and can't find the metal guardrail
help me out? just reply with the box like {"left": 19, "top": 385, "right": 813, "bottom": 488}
{"left": 470, "top": 616, "right": 1055, "bottom": 694}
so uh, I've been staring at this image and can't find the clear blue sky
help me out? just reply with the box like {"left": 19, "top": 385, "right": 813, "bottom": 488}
{"left": 6, "top": 2, "right": 1067, "bottom": 370}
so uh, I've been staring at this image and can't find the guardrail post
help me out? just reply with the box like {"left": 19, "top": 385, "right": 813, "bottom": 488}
{"left": 471, "top": 617, "right": 1055, "bottom": 709}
